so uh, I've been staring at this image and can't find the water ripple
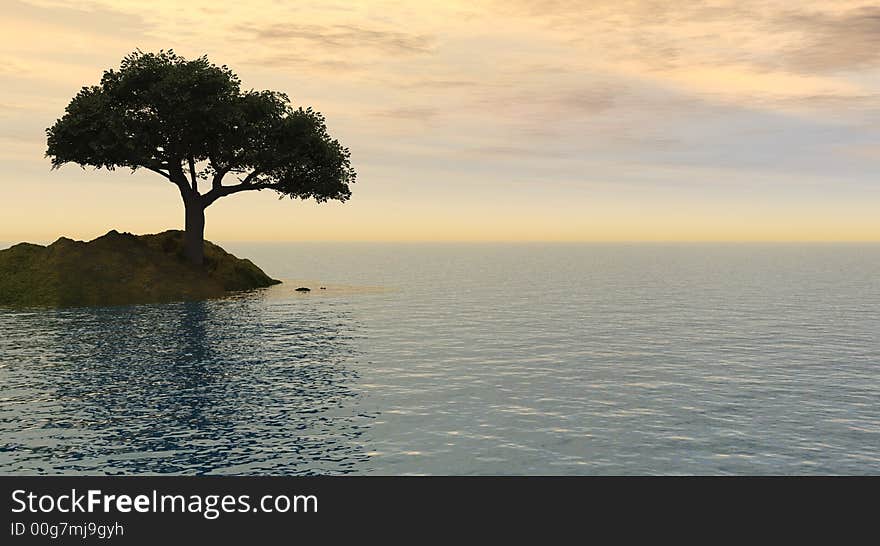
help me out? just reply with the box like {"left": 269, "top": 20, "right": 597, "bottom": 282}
{"left": 2, "top": 244, "right": 880, "bottom": 474}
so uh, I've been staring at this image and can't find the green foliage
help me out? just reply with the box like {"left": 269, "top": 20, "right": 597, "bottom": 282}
{"left": 46, "top": 50, "right": 355, "bottom": 203}
{"left": 0, "top": 230, "right": 280, "bottom": 308}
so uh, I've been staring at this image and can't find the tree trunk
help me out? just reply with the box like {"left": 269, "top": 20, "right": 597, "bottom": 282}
{"left": 184, "top": 199, "right": 206, "bottom": 266}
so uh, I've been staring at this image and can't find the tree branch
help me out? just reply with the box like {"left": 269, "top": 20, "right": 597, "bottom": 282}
{"left": 211, "top": 164, "right": 231, "bottom": 190}
{"left": 140, "top": 163, "right": 171, "bottom": 180}
{"left": 164, "top": 159, "right": 196, "bottom": 196}
{"left": 202, "top": 179, "right": 278, "bottom": 206}
{"left": 139, "top": 162, "right": 194, "bottom": 198}
{"left": 188, "top": 156, "right": 198, "bottom": 193}
{"left": 239, "top": 170, "right": 262, "bottom": 185}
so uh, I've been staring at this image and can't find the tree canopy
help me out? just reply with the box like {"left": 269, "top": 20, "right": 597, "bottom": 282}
{"left": 46, "top": 50, "right": 355, "bottom": 206}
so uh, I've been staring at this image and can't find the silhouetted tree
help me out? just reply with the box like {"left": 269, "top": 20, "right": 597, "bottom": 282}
{"left": 46, "top": 50, "right": 355, "bottom": 265}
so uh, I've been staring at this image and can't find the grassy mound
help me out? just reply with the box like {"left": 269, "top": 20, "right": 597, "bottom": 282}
{"left": 0, "top": 230, "right": 280, "bottom": 307}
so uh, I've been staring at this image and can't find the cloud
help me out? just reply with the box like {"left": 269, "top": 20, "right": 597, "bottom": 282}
{"left": 370, "top": 107, "right": 439, "bottom": 122}
{"left": 466, "top": 145, "right": 570, "bottom": 158}
{"left": 836, "top": 142, "right": 880, "bottom": 159}
{"left": 0, "top": 58, "right": 31, "bottom": 76}
{"left": 779, "top": 92, "right": 880, "bottom": 113}
{"left": 234, "top": 22, "right": 434, "bottom": 55}
{"left": 491, "top": 1, "right": 879, "bottom": 108}
{"left": 243, "top": 54, "right": 361, "bottom": 72}
{"left": 464, "top": 85, "right": 621, "bottom": 137}
{"left": 780, "top": 6, "right": 880, "bottom": 71}
{"left": 396, "top": 78, "right": 479, "bottom": 89}
{"left": 9, "top": 0, "right": 152, "bottom": 42}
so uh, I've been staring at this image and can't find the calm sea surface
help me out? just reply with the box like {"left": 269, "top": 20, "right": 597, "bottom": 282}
{"left": 1, "top": 243, "right": 878, "bottom": 475}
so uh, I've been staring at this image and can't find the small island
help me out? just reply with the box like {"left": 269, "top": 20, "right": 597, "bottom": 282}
{"left": 0, "top": 51, "right": 356, "bottom": 309}
{"left": 0, "top": 230, "right": 280, "bottom": 308}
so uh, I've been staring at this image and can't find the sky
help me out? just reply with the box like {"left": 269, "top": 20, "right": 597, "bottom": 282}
{"left": 1, "top": 0, "right": 880, "bottom": 242}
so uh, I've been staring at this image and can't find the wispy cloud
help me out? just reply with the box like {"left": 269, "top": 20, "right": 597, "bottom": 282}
{"left": 396, "top": 78, "right": 479, "bottom": 89}
{"left": 779, "top": 7, "right": 880, "bottom": 71}
{"left": 370, "top": 107, "right": 439, "bottom": 122}
{"left": 10, "top": 0, "right": 152, "bottom": 41}
{"left": 234, "top": 22, "right": 434, "bottom": 55}
{"left": 243, "top": 54, "right": 362, "bottom": 72}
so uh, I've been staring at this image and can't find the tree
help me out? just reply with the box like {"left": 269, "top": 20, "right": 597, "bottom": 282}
{"left": 46, "top": 50, "right": 356, "bottom": 265}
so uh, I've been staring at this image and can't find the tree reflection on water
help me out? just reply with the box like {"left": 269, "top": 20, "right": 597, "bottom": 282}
{"left": 0, "top": 292, "right": 374, "bottom": 474}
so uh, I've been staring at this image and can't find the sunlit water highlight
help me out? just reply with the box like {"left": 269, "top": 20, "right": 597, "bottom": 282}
{"left": 2, "top": 243, "right": 879, "bottom": 474}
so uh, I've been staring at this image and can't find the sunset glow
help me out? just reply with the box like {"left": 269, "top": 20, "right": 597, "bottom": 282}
{"left": 2, "top": 0, "right": 879, "bottom": 242}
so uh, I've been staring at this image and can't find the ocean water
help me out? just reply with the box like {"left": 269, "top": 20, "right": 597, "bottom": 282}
{"left": 1, "top": 243, "right": 879, "bottom": 475}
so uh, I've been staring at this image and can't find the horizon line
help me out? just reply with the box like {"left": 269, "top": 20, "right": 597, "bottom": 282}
{"left": 4, "top": 237, "right": 880, "bottom": 247}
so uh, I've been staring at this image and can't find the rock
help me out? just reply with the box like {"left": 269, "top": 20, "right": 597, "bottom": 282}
{"left": 295, "top": 287, "right": 311, "bottom": 292}
{"left": 0, "top": 230, "right": 281, "bottom": 307}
